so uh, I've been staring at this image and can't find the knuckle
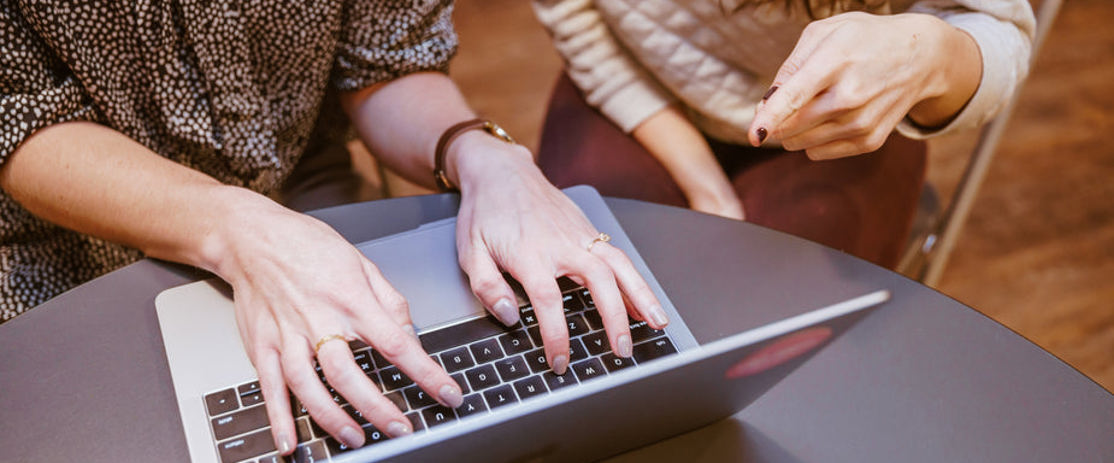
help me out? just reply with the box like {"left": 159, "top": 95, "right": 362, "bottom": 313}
{"left": 380, "top": 290, "right": 409, "bottom": 313}
{"left": 374, "top": 330, "right": 412, "bottom": 359}
{"left": 471, "top": 276, "right": 504, "bottom": 298}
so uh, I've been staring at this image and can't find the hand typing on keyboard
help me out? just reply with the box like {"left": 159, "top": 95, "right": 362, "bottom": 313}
{"left": 449, "top": 151, "right": 672, "bottom": 375}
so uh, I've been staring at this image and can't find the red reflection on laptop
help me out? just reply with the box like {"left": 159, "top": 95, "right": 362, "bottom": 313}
{"left": 725, "top": 326, "right": 833, "bottom": 379}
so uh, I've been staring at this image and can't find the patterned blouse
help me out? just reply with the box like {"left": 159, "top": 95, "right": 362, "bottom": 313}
{"left": 0, "top": 0, "right": 457, "bottom": 321}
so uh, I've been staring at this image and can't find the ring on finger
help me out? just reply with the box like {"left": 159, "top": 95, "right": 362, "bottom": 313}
{"left": 586, "top": 232, "right": 611, "bottom": 253}
{"left": 314, "top": 334, "right": 352, "bottom": 354}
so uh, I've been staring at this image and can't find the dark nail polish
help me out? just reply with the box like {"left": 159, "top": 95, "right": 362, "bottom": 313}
{"left": 756, "top": 127, "right": 768, "bottom": 144}
{"left": 762, "top": 86, "right": 778, "bottom": 101}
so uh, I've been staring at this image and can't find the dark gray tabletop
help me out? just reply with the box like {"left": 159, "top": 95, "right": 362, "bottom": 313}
{"left": 1, "top": 195, "right": 1111, "bottom": 463}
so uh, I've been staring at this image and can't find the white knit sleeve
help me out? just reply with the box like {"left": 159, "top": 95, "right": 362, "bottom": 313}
{"left": 532, "top": 0, "right": 675, "bottom": 132}
{"left": 896, "top": 0, "right": 1037, "bottom": 139}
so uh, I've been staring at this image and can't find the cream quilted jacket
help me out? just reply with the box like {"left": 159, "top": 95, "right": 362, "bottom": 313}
{"left": 533, "top": 0, "right": 1036, "bottom": 145}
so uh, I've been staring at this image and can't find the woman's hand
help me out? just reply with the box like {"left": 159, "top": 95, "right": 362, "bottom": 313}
{"left": 445, "top": 133, "right": 671, "bottom": 375}
{"left": 210, "top": 189, "right": 463, "bottom": 455}
{"left": 749, "top": 12, "right": 982, "bottom": 159}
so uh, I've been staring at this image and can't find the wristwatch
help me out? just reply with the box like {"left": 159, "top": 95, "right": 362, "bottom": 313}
{"left": 433, "top": 118, "right": 517, "bottom": 192}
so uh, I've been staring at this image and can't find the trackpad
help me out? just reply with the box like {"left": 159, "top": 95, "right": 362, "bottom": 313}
{"left": 355, "top": 219, "right": 486, "bottom": 331}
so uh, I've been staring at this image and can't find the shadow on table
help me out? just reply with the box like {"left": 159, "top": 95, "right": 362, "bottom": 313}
{"left": 604, "top": 419, "right": 803, "bottom": 463}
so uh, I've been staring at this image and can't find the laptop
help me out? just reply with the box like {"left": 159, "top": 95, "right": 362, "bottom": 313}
{"left": 156, "top": 185, "right": 890, "bottom": 462}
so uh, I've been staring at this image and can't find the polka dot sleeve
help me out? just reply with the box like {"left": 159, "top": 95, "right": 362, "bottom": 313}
{"left": 331, "top": 0, "right": 459, "bottom": 91}
{"left": 0, "top": 5, "right": 100, "bottom": 167}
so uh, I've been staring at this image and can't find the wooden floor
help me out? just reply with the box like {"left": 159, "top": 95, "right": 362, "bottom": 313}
{"left": 442, "top": 0, "right": 1113, "bottom": 391}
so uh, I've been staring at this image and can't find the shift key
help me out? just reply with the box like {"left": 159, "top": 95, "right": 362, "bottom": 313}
{"left": 218, "top": 428, "right": 276, "bottom": 463}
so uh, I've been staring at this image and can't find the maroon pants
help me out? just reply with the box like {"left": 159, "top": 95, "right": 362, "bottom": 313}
{"left": 537, "top": 74, "right": 926, "bottom": 269}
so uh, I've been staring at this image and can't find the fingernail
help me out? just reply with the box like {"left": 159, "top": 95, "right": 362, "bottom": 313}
{"left": 756, "top": 127, "right": 768, "bottom": 144}
{"left": 650, "top": 306, "right": 670, "bottom": 328}
{"left": 551, "top": 354, "right": 569, "bottom": 375}
{"left": 339, "top": 426, "right": 365, "bottom": 449}
{"left": 387, "top": 420, "right": 411, "bottom": 438}
{"left": 492, "top": 298, "right": 520, "bottom": 326}
{"left": 278, "top": 434, "right": 293, "bottom": 454}
{"left": 762, "top": 85, "right": 778, "bottom": 101}
{"left": 616, "top": 334, "right": 633, "bottom": 358}
{"left": 439, "top": 384, "right": 464, "bottom": 408}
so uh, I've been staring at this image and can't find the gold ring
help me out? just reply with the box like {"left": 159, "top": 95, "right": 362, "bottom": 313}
{"left": 587, "top": 232, "right": 611, "bottom": 252}
{"left": 314, "top": 334, "right": 351, "bottom": 353}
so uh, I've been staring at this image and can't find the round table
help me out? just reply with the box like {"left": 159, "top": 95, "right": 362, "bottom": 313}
{"left": 1, "top": 194, "right": 1110, "bottom": 462}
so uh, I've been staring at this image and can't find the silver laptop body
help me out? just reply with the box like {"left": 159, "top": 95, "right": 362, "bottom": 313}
{"left": 157, "top": 186, "right": 888, "bottom": 462}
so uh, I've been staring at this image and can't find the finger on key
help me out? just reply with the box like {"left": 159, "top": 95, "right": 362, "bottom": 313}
{"left": 354, "top": 309, "right": 463, "bottom": 410}
{"left": 281, "top": 339, "right": 366, "bottom": 449}
{"left": 518, "top": 272, "right": 569, "bottom": 374}
{"left": 574, "top": 255, "right": 633, "bottom": 358}
{"left": 256, "top": 348, "right": 297, "bottom": 456}
{"left": 590, "top": 244, "right": 668, "bottom": 329}
{"left": 316, "top": 335, "right": 412, "bottom": 439}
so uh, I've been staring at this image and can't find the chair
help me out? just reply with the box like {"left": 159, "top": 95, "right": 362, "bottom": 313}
{"left": 897, "top": 0, "right": 1064, "bottom": 286}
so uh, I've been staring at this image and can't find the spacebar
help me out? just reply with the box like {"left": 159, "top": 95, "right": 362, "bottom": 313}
{"left": 419, "top": 316, "right": 510, "bottom": 354}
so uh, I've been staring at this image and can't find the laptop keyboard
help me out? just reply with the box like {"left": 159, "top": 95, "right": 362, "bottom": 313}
{"left": 203, "top": 283, "right": 677, "bottom": 463}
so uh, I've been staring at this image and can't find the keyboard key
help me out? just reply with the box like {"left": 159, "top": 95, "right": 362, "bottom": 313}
{"left": 469, "top": 338, "right": 504, "bottom": 364}
{"left": 384, "top": 390, "right": 408, "bottom": 412}
{"left": 422, "top": 405, "right": 458, "bottom": 428}
{"left": 629, "top": 320, "right": 666, "bottom": 343}
{"left": 403, "top": 385, "right": 438, "bottom": 410}
{"left": 439, "top": 346, "right": 476, "bottom": 373}
{"left": 451, "top": 372, "right": 471, "bottom": 394}
{"left": 601, "top": 353, "right": 636, "bottom": 372}
{"left": 380, "top": 367, "right": 413, "bottom": 391}
{"left": 633, "top": 337, "right": 677, "bottom": 363}
{"left": 205, "top": 388, "right": 239, "bottom": 416}
{"left": 482, "top": 384, "right": 518, "bottom": 410}
{"left": 568, "top": 338, "right": 589, "bottom": 362}
{"left": 420, "top": 316, "right": 508, "bottom": 354}
{"left": 578, "top": 288, "right": 595, "bottom": 308}
{"left": 562, "top": 293, "right": 585, "bottom": 314}
{"left": 258, "top": 454, "right": 284, "bottom": 463}
{"left": 294, "top": 440, "right": 328, "bottom": 463}
{"left": 524, "top": 348, "right": 550, "bottom": 374}
{"left": 348, "top": 339, "right": 369, "bottom": 351}
{"left": 464, "top": 364, "right": 501, "bottom": 391}
{"left": 494, "top": 355, "right": 530, "bottom": 382}
{"left": 542, "top": 371, "right": 577, "bottom": 391}
{"left": 370, "top": 350, "right": 390, "bottom": 370}
{"left": 498, "top": 329, "right": 534, "bottom": 355}
{"left": 366, "top": 371, "right": 383, "bottom": 391}
{"left": 362, "top": 424, "right": 390, "bottom": 445}
{"left": 241, "top": 390, "right": 264, "bottom": 407}
{"left": 581, "top": 331, "right": 611, "bottom": 356}
{"left": 342, "top": 404, "right": 369, "bottom": 426}
{"left": 566, "top": 314, "right": 590, "bottom": 337}
{"left": 324, "top": 435, "right": 356, "bottom": 457}
{"left": 353, "top": 350, "right": 375, "bottom": 374}
{"left": 294, "top": 417, "right": 312, "bottom": 443}
{"left": 527, "top": 326, "right": 544, "bottom": 347}
{"left": 211, "top": 404, "right": 268, "bottom": 440}
{"left": 520, "top": 308, "right": 538, "bottom": 326}
{"left": 406, "top": 412, "right": 425, "bottom": 432}
{"left": 513, "top": 375, "right": 548, "bottom": 401}
{"left": 217, "top": 428, "right": 275, "bottom": 463}
{"left": 583, "top": 309, "right": 604, "bottom": 331}
{"left": 571, "top": 358, "right": 607, "bottom": 383}
{"left": 237, "top": 381, "right": 261, "bottom": 396}
{"left": 456, "top": 393, "right": 488, "bottom": 419}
